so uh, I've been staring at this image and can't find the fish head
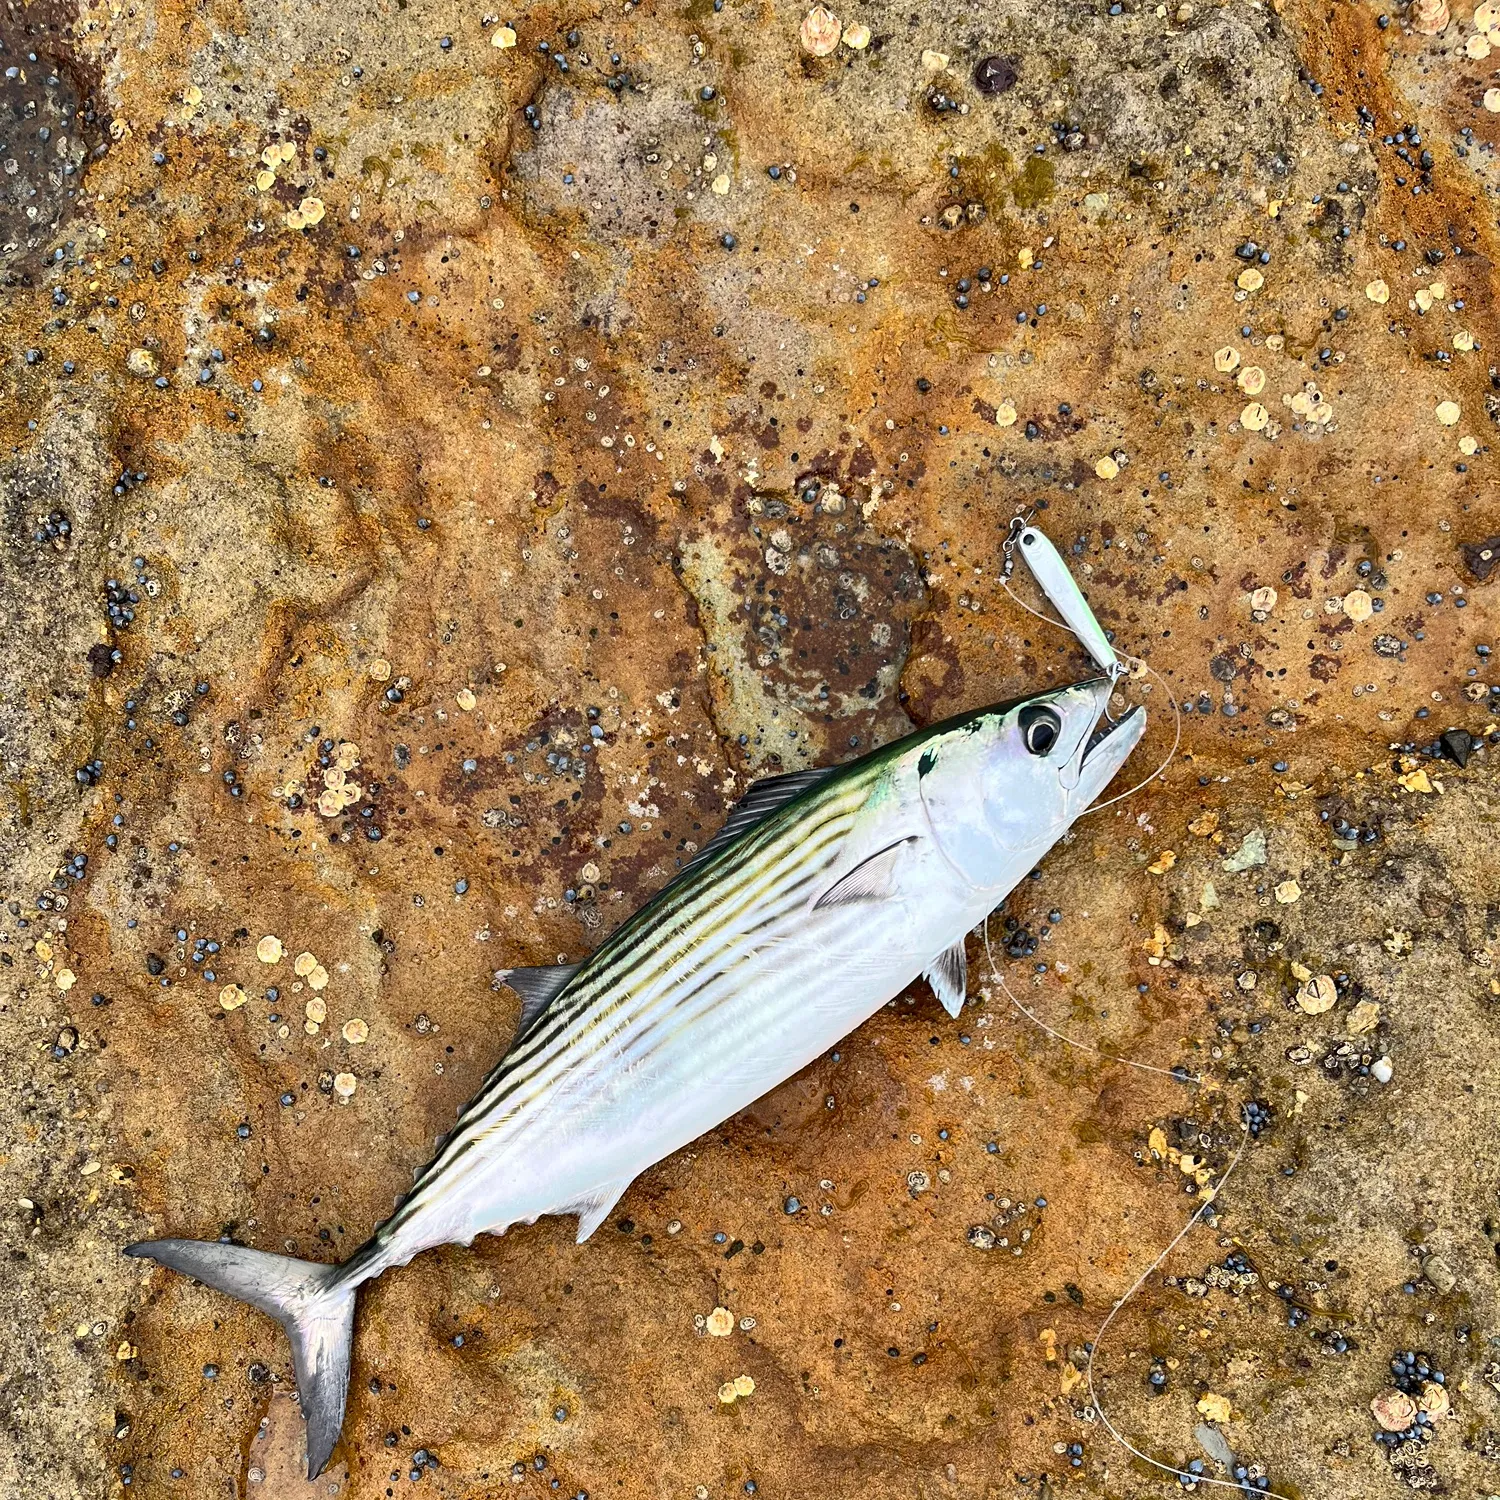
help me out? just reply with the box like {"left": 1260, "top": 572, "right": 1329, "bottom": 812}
{"left": 916, "top": 678, "right": 1146, "bottom": 890}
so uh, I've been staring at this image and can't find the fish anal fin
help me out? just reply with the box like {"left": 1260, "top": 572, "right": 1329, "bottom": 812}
{"left": 814, "top": 837, "right": 917, "bottom": 910}
{"left": 496, "top": 962, "right": 583, "bottom": 1034}
{"left": 924, "top": 937, "right": 968, "bottom": 1019}
{"left": 565, "top": 1180, "right": 633, "bottom": 1243}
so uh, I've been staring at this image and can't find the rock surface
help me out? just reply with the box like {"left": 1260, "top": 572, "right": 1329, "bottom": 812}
{"left": 2, "top": 0, "right": 1499, "bottom": 1496}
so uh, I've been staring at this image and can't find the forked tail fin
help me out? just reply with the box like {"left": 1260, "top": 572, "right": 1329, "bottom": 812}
{"left": 124, "top": 1237, "right": 363, "bottom": 1478}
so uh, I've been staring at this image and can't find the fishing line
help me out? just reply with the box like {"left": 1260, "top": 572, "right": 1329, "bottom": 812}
{"left": 982, "top": 917, "right": 1286, "bottom": 1490}
{"left": 1085, "top": 1106, "right": 1292, "bottom": 1500}
{"left": 1081, "top": 652, "right": 1183, "bottom": 817}
{"left": 993, "top": 523, "right": 1291, "bottom": 1493}
{"left": 980, "top": 916, "right": 1201, "bottom": 1084}
{"left": 999, "top": 569, "right": 1079, "bottom": 640}
{"left": 988, "top": 526, "right": 1194, "bottom": 1079}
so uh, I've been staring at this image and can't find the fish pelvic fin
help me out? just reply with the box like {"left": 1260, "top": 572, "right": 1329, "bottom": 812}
{"left": 923, "top": 937, "right": 968, "bottom": 1019}
{"left": 124, "top": 1237, "right": 365, "bottom": 1479}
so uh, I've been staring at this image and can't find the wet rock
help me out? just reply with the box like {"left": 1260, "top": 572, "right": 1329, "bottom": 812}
{"left": 1, "top": 0, "right": 1497, "bottom": 1495}
{"left": 1421, "top": 1254, "right": 1456, "bottom": 1294}
{"left": 1460, "top": 535, "right": 1500, "bottom": 581}
{"left": 973, "top": 55, "right": 1019, "bottom": 95}
{"left": 1221, "top": 828, "right": 1268, "bottom": 872}
{"left": 1439, "top": 730, "right": 1473, "bottom": 768}
{"left": 0, "top": 10, "right": 106, "bottom": 276}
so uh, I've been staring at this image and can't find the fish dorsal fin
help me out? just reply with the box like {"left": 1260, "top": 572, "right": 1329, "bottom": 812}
{"left": 814, "top": 836, "right": 918, "bottom": 910}
{"left": 496, "top": 962, "right": 583, "bottom": 1034}
{"left": 924, "top": 938, "right": 967, "bottom": 1018}
{"left": 567, "top": 1179, "right": 632, "bottom": 1242}
{"left": 682, "top": 767, "right": 835, "bottom": 875}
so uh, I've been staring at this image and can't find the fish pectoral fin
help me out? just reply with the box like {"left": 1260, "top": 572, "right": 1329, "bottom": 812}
{"left": 923, "top": 938, "right": 968, "bottom": 1019}
{"left": 565, "top": 1179, "right": 633, "bottom": 1243}
{"left": 813, "top": 836, "right": 918, "bottom": 910}
{"left": 497, "top": 962, "right": 584, "bottom": 1033}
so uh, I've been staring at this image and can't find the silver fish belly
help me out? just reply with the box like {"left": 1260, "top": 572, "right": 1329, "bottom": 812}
{"left": 125, "top": 675, "right": 1146, "bottom": 1478}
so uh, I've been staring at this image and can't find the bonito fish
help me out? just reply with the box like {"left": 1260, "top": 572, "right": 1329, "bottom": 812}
{"left": 127, "top": 675, "right": 1145, "bottom": 1476}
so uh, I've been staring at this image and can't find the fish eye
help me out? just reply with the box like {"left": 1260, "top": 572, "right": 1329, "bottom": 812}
{"left": 1019, "top": 704, "right": 1062, "bottom": 756}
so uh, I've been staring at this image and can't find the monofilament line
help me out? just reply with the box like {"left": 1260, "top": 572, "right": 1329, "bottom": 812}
{"left": 997, "top": 524, "right": 1289, "bottom": 1492}
{"left": 980, "top": 917, "right": 1201, "bottom": 1084}
{"left": 1085, "top": 1106, "right": 1292, "bottom": 1500}
{"left": 983, "top": 932, "right": 1286, "bottom": 1491}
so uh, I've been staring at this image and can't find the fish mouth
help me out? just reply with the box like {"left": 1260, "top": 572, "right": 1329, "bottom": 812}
{"left": 1064, "top": 678, "right": 1147, "bottom": 802}
{"left": 1081, "top": 703, "right": 1136, "bottom": 764}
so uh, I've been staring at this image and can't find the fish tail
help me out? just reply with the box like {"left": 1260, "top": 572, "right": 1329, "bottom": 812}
{"left": 124, "top": 1236, "right": 369, "bottom": 1478}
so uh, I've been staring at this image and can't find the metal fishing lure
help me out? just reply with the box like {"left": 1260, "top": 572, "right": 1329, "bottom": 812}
{"left": 1004, "top": 517, "right": 1126, "bottom": 682}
